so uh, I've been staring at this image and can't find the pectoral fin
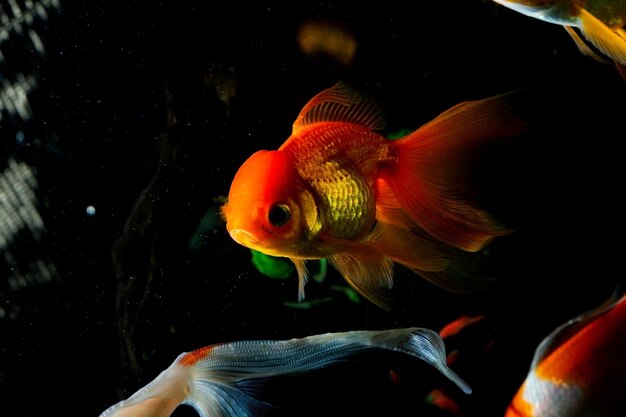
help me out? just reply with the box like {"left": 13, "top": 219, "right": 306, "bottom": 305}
{"left": 563, "top": 25, "right": 609, "bottom": 63}
{"left": 288, "top": 236, "right": 395, "bottom": 309}
{"left": 289, "top": 257, "right": 308, "bottom": 301}
{"left": 327, "top": 239, "right": 396, "bottom": 310}
{"left": 578, "top": 8, "right": 626, "bottom": 65}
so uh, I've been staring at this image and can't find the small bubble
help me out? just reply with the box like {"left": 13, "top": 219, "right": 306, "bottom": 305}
{"left": 86, "top": 205, "right": 96, "bottom": 217}
{"left": 16, "top": 131, "right": 25, "bottom": 144}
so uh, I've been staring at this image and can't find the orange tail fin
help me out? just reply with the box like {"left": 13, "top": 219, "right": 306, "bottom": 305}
{"left": 379, "top": 92, "right": 525, "bottom": 252}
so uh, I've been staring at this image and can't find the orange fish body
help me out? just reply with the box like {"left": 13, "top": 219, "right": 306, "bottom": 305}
{"left": 439, "top": 315, "right": 487, "bottom": 340}
{"left": 505, "top": 292, "right": 626, "bottom": 417}
{"left": 221, "top": 82, "right": 522, "bottom": 308}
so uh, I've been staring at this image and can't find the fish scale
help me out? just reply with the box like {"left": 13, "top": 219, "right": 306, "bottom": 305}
{"left": 285, "top": 123, "right": 390, "bottom": 241}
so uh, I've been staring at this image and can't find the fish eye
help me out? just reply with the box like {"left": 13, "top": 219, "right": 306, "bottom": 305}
{"left": 268, "top": 203, "right": 291, "bottom": 227}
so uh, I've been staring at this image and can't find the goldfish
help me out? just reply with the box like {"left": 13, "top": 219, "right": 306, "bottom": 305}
{"left": 297, "top": 19, "right": 357, "bottom": 67}
{"left": 221, "top": 82, "right": 523, "bottom": 308}
{"left": 492, "top": 0, "right": 626, "bottom": 78}
{"left": 504, "top": 290, "right": 626, "bottom": 416}
{"left": 426, "top": 388, "right": 465, "bottom": 417}
{"left": 439, "top": 315, "right": 487, "bottom": 340}
{"left": 98, "top": 327, "right": 471, "bottom": 417}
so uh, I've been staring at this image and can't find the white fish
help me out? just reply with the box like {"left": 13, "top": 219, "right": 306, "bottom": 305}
{"left": 99, "top": 327, "right": 471, "bottom": 417}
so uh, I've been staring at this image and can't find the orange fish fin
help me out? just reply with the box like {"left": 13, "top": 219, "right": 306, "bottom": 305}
{"left": 327, "top": 239, "right": 396, "bottom": 310}
{"left": 290, "top": 257, "right": 310, "bottom": 301}
{"left": 578, "top": 8, "right": 626, "bottom": 65}
{"left": 364, "top": 221, "right": 449, "bottom": 272}
{"left": 425, "top": 388, "right": 465, "bottom": 417}
{"left": 382, "top": 93, "right": 524, "bottom": 251}
{"left": 291, "top": 82, "right": 386, "bottom": 135}
{"left": 439, "top": 315, "right": 486, "bottom": 340}
{"left": 563, "top": 25, "right": 610, "bottom": 64}
{"left": 375, "top": 177, "right": 416, "bottom": 229}
{"left": 340, "top": 273, "right": 396, "bottom": 311}
{"left": 416, "top": 268, "right": 495, "bottom": 294}
{"left": 365, "top": 222, "right": 495, "bottom": 293}
{"left": 376, "top": 186, "right": 497, "bottom": 292}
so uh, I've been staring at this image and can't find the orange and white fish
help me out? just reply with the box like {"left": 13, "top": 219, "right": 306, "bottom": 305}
{"left": 505, "top": 291, "right": 626, "bottom": 417}
{"left": 493, "top": 0, "right": 626, "bottom": 78}
{"left": 98, "top": 327, "right": 471, "bottom": 417}
{"left": 221, "top": 82, "right": 524, "bottom": 308}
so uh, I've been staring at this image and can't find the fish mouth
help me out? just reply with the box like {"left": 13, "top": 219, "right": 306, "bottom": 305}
{"left": 228, "top": 228, "right": 260, "bottom": 246}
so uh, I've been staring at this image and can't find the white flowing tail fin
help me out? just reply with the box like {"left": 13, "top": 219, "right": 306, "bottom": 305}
{"left": 99, "top": 328, "right": 470, "bottom": 417}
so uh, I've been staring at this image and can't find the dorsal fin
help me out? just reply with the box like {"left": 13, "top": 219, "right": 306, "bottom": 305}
{"left": 292, "top": 82, "right": 386, "bottom": 134}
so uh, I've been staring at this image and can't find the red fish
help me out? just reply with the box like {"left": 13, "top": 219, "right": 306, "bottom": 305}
{"left": 426, "top": 388, "right": 465, "bottom": 417}
{"left": 221, "top": 82, "right": 523, "bottom": 308}
{"left": 98, "top": 327, "right": 470, "bottom": 417}
{"left": 505, "top": 291, "right": 626, "bottom": 417}
{"left": 439, "top": 315, "right": 487, "bottom": 340}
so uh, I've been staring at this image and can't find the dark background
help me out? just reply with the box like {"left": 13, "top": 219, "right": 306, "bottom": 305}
{"left": 1, "top": 1, "right": 624, "bottom": 416}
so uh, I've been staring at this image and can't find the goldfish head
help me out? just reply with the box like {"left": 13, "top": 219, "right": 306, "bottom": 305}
{"left": 221, "top": 150, "right": 319, "bottom": 258}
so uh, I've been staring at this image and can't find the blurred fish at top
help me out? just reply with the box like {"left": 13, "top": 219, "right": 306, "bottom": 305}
{"left": 505, "top": 290, "right": 626, "bottom": 416}
{"left": 297, "top": 19, "right": 357, "bottom": 68}
{"left": 492, "top": 0, "right": 626, "bottom": 79}
{"left": 221, "top": 82, "right": 525, "bottom": 309}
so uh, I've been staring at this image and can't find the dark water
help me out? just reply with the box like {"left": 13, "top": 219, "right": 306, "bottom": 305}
{"left": 1, "top": 1, "right": 624, "bottom": 416}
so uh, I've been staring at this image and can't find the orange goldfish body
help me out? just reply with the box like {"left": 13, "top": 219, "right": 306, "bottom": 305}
{"left": 221, "top": 82, "right": 524, "bottom": 308}
{"left": 426, "top": 388, "right": 465, "bottom": 417}
{"left": 505, "top": 291, "right": 626, "bottom": 417}
{"left": 98, "top": 327, "right": 470, "bottom": 417}
{"left": 493, "top": 0, "right": 626, "bottom": 79}
{"left": 439, "top": 315, "right": 487, "bottom": 340}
